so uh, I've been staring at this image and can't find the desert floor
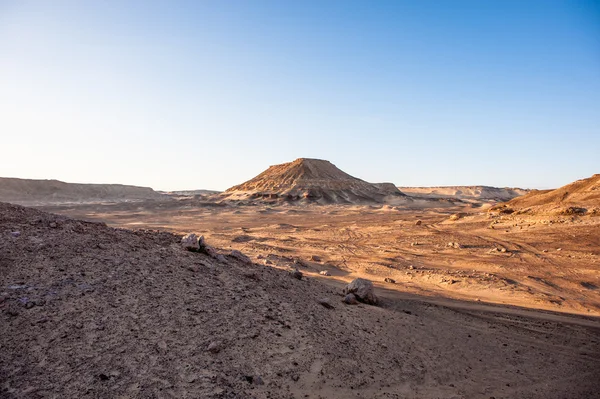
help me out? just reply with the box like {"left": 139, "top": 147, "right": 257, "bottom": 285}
{"left": 3, "top": 200, "right": 599, "bottom": 398}
{"left": 41, "top": 200, "right": 600, "bottom": 318}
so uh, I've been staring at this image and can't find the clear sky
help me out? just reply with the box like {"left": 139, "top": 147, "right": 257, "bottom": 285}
{"left": 1, "top": 1, "right": 599, "bottom": 191}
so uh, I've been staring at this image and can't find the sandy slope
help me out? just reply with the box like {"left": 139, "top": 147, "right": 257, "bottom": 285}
{"left": 2, "top": 202, "right": 599, "bottom": 399}
{"left": 500, "top": 174, "right": 600, "bottom": 215}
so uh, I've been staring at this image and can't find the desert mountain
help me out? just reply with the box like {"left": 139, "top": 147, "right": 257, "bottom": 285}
{"left": 223, "top": 158, "right": 404, "bottom": 204}
{"left": 0, "top": 177, "right": 165, "bottom": 205}
{"left": 497, "top": 174, "right": 600, "bottom": 215}
{"left": 399, "top": 186, "right": 529, "bottom": 203}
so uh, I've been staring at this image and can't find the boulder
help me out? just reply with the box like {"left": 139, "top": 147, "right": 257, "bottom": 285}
{"left": 343, "top": 278, "right": 378, "bottom": 305}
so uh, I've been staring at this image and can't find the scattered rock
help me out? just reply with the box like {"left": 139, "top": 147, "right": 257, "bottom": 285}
{"left": 291, "top": 269, "right": 303, "bottom": 280}
{"left": 342, "top": 293, "right": 358, "bottom": 305}
{"left": 253, "top": 375, "right": 264, "bottom": 385}
{"left": 319, "top": 270, "right": 331, "bottom": 276}
{"left": 415, "top": 220, "right": 422, "bottom": 226}
{"left": 449, "top": 213, "right": 467, "bottom": 221}
{"left": 318, "top": 298, "right": 334, "bottom": 309}
{"left": 207, "top": 341, "right": 221, "bottom": 354}
{"left": 181, "top": 233, "right": 200, "bottom": 251}
{"left": 311, "top": 255, "right": 322, "bottom": 262}
{"left": 447, "top": 242, "right": 462, "bottom": 249}
{"left": 343, "top": 278, "right": 378, "bottom": 305}
{"left": 384, "top": 278, "right": 396, "bottom": 284}
{"left": 230, "top": 250, "right": 252, "bottom": 264}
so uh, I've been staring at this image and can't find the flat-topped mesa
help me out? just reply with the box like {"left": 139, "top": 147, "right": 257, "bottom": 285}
{"left": 224, "top": 158, "right": 404, "bottom": 204}
{"left": 0, "top": 177, "right": 165, "bottom": 206}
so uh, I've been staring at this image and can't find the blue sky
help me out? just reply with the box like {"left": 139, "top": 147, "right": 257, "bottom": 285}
{"left": 1, "top": 0, "right": 598, "bottom": 190}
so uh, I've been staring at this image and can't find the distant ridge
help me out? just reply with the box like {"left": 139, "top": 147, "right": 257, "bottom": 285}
{"left": 399, "top": 186, "right": 529, "bottom": 202}
{"left": 0, "top": 177, "right": 165, "bottom": 205}
{"left": 497, "top": 174, "right": 600, "bottom": 215}
{"left": 223, "top": 158, "right": 404, "bottom": 204}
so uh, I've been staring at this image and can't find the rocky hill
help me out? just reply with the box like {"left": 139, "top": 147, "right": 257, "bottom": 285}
{"left": 496, "top": 174, "right": 600, "bottom": 215}
{"left": 223, "top": 158, "right": 405, "bottom": 204}
{"left": 0, "top": 177, "right": 166, "bottom": 205}
{"left": 399, "top": 186, "right": 529, "bottom": 202}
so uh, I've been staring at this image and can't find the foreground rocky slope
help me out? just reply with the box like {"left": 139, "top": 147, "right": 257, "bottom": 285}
{"left": 1, "top": 203, "right": 599, "bottom": 398}
{"left": 223, "top": 158, "right": 404, "bottom": 204}
{"left": 0, "top": 177, "right": 165, "bottom": 205}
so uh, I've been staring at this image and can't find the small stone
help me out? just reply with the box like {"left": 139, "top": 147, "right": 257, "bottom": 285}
{"left": 384, "top": 278, "right": 396, "bottom": 284}
{"left": 230, "top": 250, "right": 252, "bottom": 264}
{"left": 342, "top": 293, "right": 358, "bottom": 305}
{"left": 264, "top": 259, "right": 273, "bottom": 265}
{"left": 10, "top": 231, "right": 21, "bottom": 238}
{"left": 49, "top": 222, "right": 57, "bottom": 228}
{"left": 318, "top": 298, "right": 334, "bottom": 309}
{"left": 415, "top": 220, "right": 422, "bottom": 226}
{"left": 291, "top": 269, "right": 303, "bottom": 280}
{"left": 319, "top": 270, "right": 330, "bottom": 276}
{"left": 253, "top": 376, "right": 264, "bottom": 385}
{"left": 207, "top": 341, "right": 221, "bottom": 354}
{"left": 311, "top": 255, "right": 322, "bottom": 262}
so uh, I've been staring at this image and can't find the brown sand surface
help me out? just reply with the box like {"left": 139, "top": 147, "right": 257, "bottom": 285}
{"left": 43, "top": 199, "right": 600, "bottom": 317}
{"left": 2, "top": 201, "right": 600, "bottom": 398}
